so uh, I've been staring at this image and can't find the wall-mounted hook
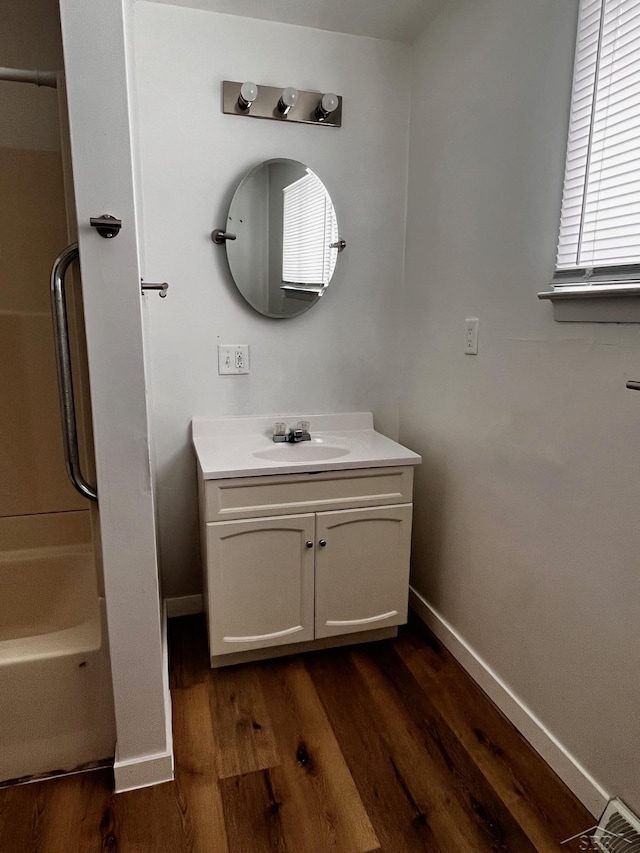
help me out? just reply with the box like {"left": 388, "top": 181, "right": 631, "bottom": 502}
{"left": 330, "top": 238, "right": 347, "bottom": 252}
{"left": 141, "top": 281, "right": 169, "bottom": 298}
{"left": 90, "top": 214, "right": 122, "bottom": 238}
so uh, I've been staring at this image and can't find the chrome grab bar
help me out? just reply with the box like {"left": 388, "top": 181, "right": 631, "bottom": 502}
{"left": 50, "top": 243, "right": 98, "bottom": 503}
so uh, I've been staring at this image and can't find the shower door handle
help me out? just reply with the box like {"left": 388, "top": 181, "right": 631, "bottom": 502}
{"left": 50, "top": 243, "right": 98, "bottom": 503}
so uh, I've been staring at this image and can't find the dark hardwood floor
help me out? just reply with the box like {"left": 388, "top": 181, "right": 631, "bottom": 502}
{"left": 0, "top": 614, "right": 594, "bottom": 852}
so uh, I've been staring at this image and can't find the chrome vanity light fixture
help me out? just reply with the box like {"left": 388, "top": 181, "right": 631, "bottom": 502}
{"left": 222, "top": 80, "right": 342, "bottom": 127}
{"left": 314, "top": 93, "right": 339, "bottom": 122}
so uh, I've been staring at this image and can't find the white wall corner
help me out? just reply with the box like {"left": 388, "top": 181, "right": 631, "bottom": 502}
{"left": 409, "top": 587, "right": 609, "bottom": 818}
{"left": 59, "top": 0, "right": 171, "bottom": 790}
{"left": 165, "top": 594, "right": 204, "bottom": 618}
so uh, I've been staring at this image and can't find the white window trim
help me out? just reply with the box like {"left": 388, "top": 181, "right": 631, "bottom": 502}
{"left": 540, "top": 0, "right": 640, "bottom": 322}
{"left": 538, "top": 284, "right": 640, "bottom": 322}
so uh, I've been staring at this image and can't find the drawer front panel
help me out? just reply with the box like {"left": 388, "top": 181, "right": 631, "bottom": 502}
{"left": 204, "top": 466, "right": 413, "bottom": 522}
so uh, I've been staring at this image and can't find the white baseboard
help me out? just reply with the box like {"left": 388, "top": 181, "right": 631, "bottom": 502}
{"left": 113, "top": 747, "right": 174, "bottom": 793}
{"left": 164, "top": 594, "right": 203, "bottom": 618}
{"left": 409, "top": 586, "right": 609, "bottom": 818}
{"left": 161, "top": 600, "right": 174, "bottom": 781}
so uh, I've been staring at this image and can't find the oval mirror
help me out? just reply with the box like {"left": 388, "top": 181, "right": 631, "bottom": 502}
{"left": 222, "top": 158, "right": 342, "bottom": 318}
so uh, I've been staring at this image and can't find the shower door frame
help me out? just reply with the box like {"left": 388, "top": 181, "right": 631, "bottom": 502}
{"left": 58, "top": 0, "right": 173, "bottom": 791}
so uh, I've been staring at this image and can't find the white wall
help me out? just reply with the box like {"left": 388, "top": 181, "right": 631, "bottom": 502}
{"left": 403, "top": 0, "right": 640, "bottom": 815}
{"left": 133, "top": 3, "right": 411, "bottom": 597}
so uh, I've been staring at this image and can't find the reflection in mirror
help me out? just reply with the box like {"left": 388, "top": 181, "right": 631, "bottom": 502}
{"left": 224, "top": 158, "right": 341, "bottom": 318}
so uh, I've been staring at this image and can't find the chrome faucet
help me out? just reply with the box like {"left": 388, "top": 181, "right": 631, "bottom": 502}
{"left": 289, "top": 425, "right": 311, "bottom": 443}
{"left": 273, "top": 421, "right": 311, "bottom": 443}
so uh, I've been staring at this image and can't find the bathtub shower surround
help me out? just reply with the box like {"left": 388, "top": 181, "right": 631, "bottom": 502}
{"left": 0, "top": 540, "right": 115, "bottom": 784}
{"left": 0, "top": 0, "right": 117, "bottom": 785}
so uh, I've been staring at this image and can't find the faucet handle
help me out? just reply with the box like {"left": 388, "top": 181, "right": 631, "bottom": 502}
{"left": 293, "top": 421, "right": 311, "bottom": 441}
{"left": 272, "top": 422, "right": 288, "bottom": 443}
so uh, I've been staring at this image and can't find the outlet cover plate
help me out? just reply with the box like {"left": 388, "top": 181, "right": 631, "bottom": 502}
{"left": 218, "top": 344, "right": 249, "bottom": 374}
{"left": 465, "top": 318, "right": 479, "bottom": 355}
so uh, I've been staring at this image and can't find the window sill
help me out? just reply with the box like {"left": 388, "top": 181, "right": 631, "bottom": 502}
{"left": 538, "top": 285, "right": 640, "bottom": 323}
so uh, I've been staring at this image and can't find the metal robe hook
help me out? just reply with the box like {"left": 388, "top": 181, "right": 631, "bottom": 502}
{"left": 89, "top": 214, "right": 122, "bottom": 238}
{"left": 141, "top": 281, "right": 169, "bottom": 298}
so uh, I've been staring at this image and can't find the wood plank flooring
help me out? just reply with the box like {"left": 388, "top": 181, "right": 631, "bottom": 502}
{"left": 0, "top": 614, "right": 594, "bottom": 852}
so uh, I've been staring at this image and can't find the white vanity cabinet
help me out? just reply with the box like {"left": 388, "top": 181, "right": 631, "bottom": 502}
{"left": 199, "top": 465, "right": 415, "bottom": 666}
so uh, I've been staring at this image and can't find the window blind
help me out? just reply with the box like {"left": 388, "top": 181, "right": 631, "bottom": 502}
{"left": 282, "top": 171, "right": 338, "bottom": 286}
{"left": 555, "top": 0, "right": 640, "bottom": 282}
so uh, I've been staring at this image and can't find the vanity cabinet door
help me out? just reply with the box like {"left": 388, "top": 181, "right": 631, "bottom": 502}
{"left": 206, "top": 514, "right": 315, "bottom": 656}
{"left": 314, "top": 504, "right": 413, "bottom": 640}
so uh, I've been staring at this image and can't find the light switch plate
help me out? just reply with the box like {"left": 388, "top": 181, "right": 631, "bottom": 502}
{"left": 218, "top": 344, "right": 249, "bottom": 374}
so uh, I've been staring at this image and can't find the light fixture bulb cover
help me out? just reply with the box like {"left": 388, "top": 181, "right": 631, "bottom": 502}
{"left": 281, "top": 87, "right": 299, "bottom": 108}
{"left": 321, "top": 92, "right": 339, "bottom": 114}
{"left": 239, "top": 81, "right": 258, "bottom": 103}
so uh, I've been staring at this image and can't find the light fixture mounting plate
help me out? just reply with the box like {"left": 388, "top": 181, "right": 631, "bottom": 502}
{"left": 221, "top": 81, "right": 342, "bottom": 127}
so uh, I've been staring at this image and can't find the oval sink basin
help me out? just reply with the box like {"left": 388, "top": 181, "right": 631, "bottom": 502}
{"left": 253, "top": 444, "right": 350, "bottom": 462}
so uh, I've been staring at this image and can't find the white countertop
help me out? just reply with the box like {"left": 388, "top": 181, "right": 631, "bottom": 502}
{"left": 192, "top": 412, "right": 422, "bottom": 480}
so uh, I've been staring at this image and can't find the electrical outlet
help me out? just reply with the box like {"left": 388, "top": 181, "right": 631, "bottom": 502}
{"left": 218, "top": 344, "right": 249, "bottom": 374}
{"left": 464, "top": 318, "right": 479, "bottom": 355}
